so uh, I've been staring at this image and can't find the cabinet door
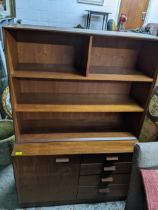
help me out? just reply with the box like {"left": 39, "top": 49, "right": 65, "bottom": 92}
{"left": 13, "top": 156, "right": 80, "bottom": 204}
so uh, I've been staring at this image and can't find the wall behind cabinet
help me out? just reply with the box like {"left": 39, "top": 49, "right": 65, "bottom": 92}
{"left": 15, "top": 0, "right": 121, "bottom": 29}
{"left": 145, "top": 0, "right": 158, "bottom": 25}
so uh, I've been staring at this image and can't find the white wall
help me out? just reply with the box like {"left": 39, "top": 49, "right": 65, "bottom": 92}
{"left": 15, "top": 0, "right": 121, "bottom": 29}
{"left": 145, "top": 0, "right": 158, "bottom": 24}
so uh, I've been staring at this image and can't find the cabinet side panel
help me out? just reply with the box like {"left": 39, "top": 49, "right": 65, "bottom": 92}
{"left": 4, "top": 29, "right": 20, "bottom": 142}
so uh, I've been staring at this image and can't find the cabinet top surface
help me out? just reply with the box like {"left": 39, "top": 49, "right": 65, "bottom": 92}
{"left": 12, "top": 140, "right": 137, "bottom": 156}
{"left": 4, "top": 24, "right": 158, "bottom": 41}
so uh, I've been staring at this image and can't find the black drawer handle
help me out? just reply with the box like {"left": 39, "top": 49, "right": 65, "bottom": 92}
{"left": 104, "top": 165, "right": 116, "bottom": 172}
{"left": 98, "top": 188, "right": 110, "bottom": 193}
{"left": 106, "top": 156, "right": 118, "bottom": 161}
{"left": 56, "top": 158, "right": 70, "bottom": 163}
{"left": 101, "top": 177, "right": 113, "bottom": 183}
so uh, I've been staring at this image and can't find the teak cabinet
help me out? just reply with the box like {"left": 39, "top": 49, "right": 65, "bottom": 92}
{"left": 4, "top": 24, "right": 158, "bottom": 207}
{"left": 13, "top": 153, "right": 132, "bottom": 206}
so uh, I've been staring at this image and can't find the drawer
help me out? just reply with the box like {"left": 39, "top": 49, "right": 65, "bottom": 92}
{"left": 79, "top": 174, "right": 130, "bottom": 186}
{"left": 103, "top": 162, "right": 132, "bottom": 174}
{"left": 77, "top": 184, "right": 128, "bottom": 200}
{"left": 80, "top": 163, "right": 102, "bottom": 175}
{"left": 105, "top": 154, "right": 132, "bottom": 162}
{"left": 81, "top": 155, "right": 105, "bottom": 164}
{"left": 80, "top": 162, "right": 132, "bottom": 175}
{"left": 81, "top": 153, "right": 132, "bottom": 164}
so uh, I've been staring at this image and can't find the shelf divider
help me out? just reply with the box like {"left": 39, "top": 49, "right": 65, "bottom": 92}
{"left": 85, "top": 35, "right": 93, "bottom": 76}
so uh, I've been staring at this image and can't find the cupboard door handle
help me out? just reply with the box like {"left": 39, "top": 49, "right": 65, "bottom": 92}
{"left": 55, "top": 158, "right": 70, "bottom": 163}
{"left": 106, "top": 156, "right": 118, "bottom": 161}
{"left": 98, "top": 188, "right": 110, "bottom": 193}
{"left": 104, "top": 165, "right": 116, "bottom": 171}
{"left": 101, "top": 177, "right": 113, "bottom": 183}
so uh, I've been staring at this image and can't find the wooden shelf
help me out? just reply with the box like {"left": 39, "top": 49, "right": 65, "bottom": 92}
{"left": 15, "top": 104, "right": 143, "bottom": 112}
{"left": 15, "top": 94, "right": 144, "bottom": 112}
{"left": 19, "top": 132, "right": 137, "bottom": 143}
{"left": 88, "top": 66, "right": 153, "bottom": 82}
{"left": 12, "top": 70, "right": 85, "bottom": 80}
{"left": 88, "top": 73, "right": 153, "bottom": 82}
{"left": 12, "top": 139, "right": 138, "bottom": 156}
{"left": 12, "top": 69, "right": 153, "bottom": 82}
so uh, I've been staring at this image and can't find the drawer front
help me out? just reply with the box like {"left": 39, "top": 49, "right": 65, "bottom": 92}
{"left": 80, "top": 162, "right": 132, "bottom": 175}
{"left": 79, "top": 174, "right": 130, "bottom": 186}
{"left": 80, "top": 163, "right": 102, "bottom": 175}
{"left": 77, "top": 184, "right": 128, "bottom": 200}
{"left": 105, "top": 154, "right": 132, "bottom": 163}
{"left": 81, "top": 153, "right": 132, "bottom": 164}
{"left": 103, "top": 162, "right": 132, "bottom": 174}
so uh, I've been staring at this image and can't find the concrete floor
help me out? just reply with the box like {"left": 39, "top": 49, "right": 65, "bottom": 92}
{"left": 0, "top": 165, "right": 125, "bottom": 210}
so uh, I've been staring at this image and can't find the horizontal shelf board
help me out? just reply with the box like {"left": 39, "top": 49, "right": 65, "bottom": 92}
{"left": 89, "top": 66, "right": 153, "bottom": 82}
{"left": 15, "top": 103, "right": 144, "bottom": 112}
{"left": 12, "top": 69, "right": 153, "bottom": 82}
{"left": 88, "top": 73, "right": 153, "bottom": 82}
{"left": 20, "top": 132, "right": 137, "bottom": 143}
{"left": 12, "top": 139, "right": 138, "bottom": 156}
{"left": 12, "top": 70, "right": 85, "bottom": 80}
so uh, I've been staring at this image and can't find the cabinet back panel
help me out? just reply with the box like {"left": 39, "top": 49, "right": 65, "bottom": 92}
{"left": 90, "top": 48, "right": 139, "bottom": 69}
{"left": 17, "top": 42, "right": 75, "bottom": 65}
{"left": 14, "top": 79, "right": 131, "bottom": 105}
{"left": 17, "top": 112, "right": 125, "bottom": 134}
{"left": 15, "top": 78, "right": 131, "bottom": 94}
{"left": 90, "top": 37, "right": 143, "bottom": 70}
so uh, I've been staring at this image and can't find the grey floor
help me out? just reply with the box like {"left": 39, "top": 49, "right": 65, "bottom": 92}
{"left": 0, "top": 165, "right": 125, "bottom": 210}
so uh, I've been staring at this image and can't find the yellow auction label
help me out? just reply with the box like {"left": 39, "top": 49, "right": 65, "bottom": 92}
{"left": 15, "top": 152, "right": 23, "bottom": 156}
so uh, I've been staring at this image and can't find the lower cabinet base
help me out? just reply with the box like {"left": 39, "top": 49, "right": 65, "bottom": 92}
{"left": 19, "top": 198, "right": 126, "bottom": 208}
{"left": 13, "top": 153, "right": 132, "bottom": 207}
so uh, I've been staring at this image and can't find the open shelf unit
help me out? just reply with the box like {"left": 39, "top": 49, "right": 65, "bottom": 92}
{"left": 5, "top": 25, "right": 158, "bottom": 144}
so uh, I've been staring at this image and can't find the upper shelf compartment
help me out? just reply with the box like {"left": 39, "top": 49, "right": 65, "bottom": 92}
{"left": 87, "top": 36, "right": 157, "bottom": 82}
{"left": 13, "top": 78, "right": 144, "bottom": 113}
{"left": 5, "top": 28, "right": 157, "bottom": 82}
{"left": 5, "top": 29, "right": 90, "bottom": 76}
